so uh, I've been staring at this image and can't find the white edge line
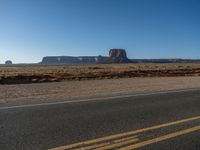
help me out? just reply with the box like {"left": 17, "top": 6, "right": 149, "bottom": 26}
{"left": 0, "top": 88, "right": 199, "bottom": 110}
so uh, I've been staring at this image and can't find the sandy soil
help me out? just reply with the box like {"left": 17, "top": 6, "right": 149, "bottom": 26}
{"left": 2, "top": 63, "right": 200, "bottom": 84}
{"left": 1, "top": 77, "right": 200, "bottom": 106}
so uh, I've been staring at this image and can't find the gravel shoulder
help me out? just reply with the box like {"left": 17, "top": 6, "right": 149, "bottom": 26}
{"left": 1, "top": 77, "right": 200, "bottom": 107}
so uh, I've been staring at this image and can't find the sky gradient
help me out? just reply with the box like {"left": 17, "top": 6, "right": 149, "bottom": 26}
{"left": 0, "top": 0, "right": 200, "bottom": 63}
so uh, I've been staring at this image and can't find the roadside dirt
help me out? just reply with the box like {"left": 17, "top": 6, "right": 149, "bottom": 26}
{"left": 2, "top": 63, "right": 200, "bottom": 85}
{"left": 1, "top": 68, "right": 200, "bottom": 85}
{"left": 1, "top": 77, "right": 200, "bottom": 106}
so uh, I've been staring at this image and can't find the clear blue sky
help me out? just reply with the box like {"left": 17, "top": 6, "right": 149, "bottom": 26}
{"left": 0, "top": 0, "right": 200, "bottom": 63}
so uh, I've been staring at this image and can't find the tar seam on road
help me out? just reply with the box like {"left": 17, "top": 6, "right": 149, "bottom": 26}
{"left": 0, "top": 88, "right": 199, "bottom": 110}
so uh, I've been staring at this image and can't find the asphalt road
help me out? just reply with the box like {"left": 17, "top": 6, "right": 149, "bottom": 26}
{"left": 0, "top": 89, "right": 200, "bottom": 150}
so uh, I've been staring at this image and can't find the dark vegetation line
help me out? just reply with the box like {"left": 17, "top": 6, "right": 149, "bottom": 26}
{"left": 1, "top": 68, "right": 200, "bottom": 85}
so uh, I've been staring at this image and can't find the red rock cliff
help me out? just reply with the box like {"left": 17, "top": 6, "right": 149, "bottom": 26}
{"left": 106, "top": 49, "right": 132, "bottom": 63}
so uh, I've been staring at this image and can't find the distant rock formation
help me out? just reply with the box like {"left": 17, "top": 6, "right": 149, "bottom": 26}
{"left": 95, "top": 55, "right": 108, "bottom": 63}
{"left": 39, "top": 49, "right": 200, "bottom": 65}
{"left": 41, "top": 56, "right": 108, "bottom": 64}
{"left": 40, "top": 49, "right": 133, "bottom": 64}
{"left": 5, "top": 60, "right": 12, "bottom": 65}
{"left": 78, "top": 55, "right": 108, "bottom": 64}
{"left": 105, "top": 49, "right": 132, "bottom": 63}
{"left": 130, "top": 59, "right": 200, "bottom": 63}
{"left": 42, "top": 56, "right": 80, "bottom": 64}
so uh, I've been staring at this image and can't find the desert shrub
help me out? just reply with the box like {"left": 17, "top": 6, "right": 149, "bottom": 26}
{"left": 88, "top": 66, "right": 103, "bottom": 70}
{"left": 178, "top": 65, "right": 183, "bottom": 68}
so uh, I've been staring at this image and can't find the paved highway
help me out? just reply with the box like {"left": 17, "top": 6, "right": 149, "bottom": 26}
{"left": 0, "top": 89, "right": 200, "bottom": 150}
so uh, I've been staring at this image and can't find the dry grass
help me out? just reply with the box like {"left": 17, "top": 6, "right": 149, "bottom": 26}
{"left": 1, "top": 63, "right": 200, "bottom": 84}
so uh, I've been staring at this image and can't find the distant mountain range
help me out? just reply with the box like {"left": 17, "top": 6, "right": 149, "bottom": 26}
{"left": 40, "top": 49, "right": 200, "bottom": 64}
{"left": 131, "top": 59, "right": 200, "bottom": 63}
{"left": 40, "top": 57, "right": 200, "bottom": 64}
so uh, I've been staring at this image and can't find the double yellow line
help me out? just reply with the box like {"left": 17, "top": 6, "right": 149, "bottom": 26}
{"left": 119, "top": 125, "right": 200, "bottom": 150}
{"left": 49, "top": 116, "right": 200, "bottom": 150}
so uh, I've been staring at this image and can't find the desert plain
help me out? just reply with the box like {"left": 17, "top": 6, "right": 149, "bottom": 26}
{"left": 1, "top": 63, "right": 200, "bottom": 106}
{"left": 1, "top": 63, "right": 200, "bottom": 84}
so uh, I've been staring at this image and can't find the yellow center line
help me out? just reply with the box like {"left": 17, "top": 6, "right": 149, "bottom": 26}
{"left": 76, "top": 136, "right": 138, "bottom": 150}
{"left": 114, "top": 135, "right": 138, "bottom": 143}
{"left": 49, "top": 116, "right": 200, "bottom": 150}
{"left": 118, "top": 125, "right": 200, "bottom": 150}
{"left": 96, "top": 138, "right": 139, "bottom": 150}
{"left": 75, "top": 142, "right": 110, "bottom": 150}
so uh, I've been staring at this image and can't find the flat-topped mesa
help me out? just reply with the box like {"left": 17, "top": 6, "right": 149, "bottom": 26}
{"left": 106, "top": 49, "right": 132, "bottom": 63}
{"left": 41, "top": 56, "right": 80, "bottom": 64}
{"left": 41, "top": 56, "right": 108, "bottom": 64}
{"left": 40, "top": 49, "right": 131, "bottom": 64}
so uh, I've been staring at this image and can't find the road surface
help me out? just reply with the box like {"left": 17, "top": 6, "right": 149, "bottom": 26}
{"left": 0, "top": 89, "right": 200, "bottom": 150}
